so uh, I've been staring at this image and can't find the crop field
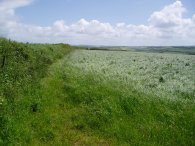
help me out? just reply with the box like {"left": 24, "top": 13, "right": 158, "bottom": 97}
{"left": 68, "top": 50, "right": 195, "bottom": 101}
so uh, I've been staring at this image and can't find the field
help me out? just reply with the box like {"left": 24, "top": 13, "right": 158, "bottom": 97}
{"left": 68, "top": 50, "right": 195, "bottom": 100}
{"left": 0, "top": 38, "right": 195, "bottom": 145}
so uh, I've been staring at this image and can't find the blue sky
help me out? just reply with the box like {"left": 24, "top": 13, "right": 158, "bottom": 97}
{"left": 16, "top": 0, "right": 195, "bottom": 25}
{"left": 0, "top": 0, "right": 195, "bottom": 45}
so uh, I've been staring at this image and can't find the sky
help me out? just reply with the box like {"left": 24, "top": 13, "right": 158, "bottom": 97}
{"left": 0, "top": 0, "right": 195, "bottom": 46}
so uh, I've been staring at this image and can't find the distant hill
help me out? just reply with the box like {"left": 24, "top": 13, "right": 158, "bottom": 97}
{"left": 77, "top": 45, "right": 195, "bottom": 55}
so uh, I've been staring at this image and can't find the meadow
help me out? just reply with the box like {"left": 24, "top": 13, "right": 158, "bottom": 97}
{"left": 0, "top": 38, "right": 194, "bottom": 145}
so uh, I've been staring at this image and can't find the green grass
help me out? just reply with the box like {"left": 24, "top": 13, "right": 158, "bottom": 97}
{"left": 45, "top": 57, "right": 194, "bottom": 145}
{"left": 0, "top": 38, "right": 194, "bottom": 145}
{"left": 0, "top": 38, "right": 75, "bottom": 145}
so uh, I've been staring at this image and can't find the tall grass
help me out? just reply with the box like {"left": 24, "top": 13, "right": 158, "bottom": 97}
{"left": 0, "top": 38, "right": 73, "bottom": 145}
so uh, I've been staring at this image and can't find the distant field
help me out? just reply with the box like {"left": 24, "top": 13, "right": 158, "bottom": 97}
{"left": 0, "top": 39, "right": 194, "bottom": 145}
{"left": 83, "top": 46, "right": 195, "bottom": 55}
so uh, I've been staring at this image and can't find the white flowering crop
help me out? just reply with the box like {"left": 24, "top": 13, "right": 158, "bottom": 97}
{"left": 67, "top": 50, "right": 195, "bottom": 101}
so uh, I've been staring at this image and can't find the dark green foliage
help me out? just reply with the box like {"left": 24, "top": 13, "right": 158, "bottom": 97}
{"left": 159, "top": 76, "right": 165, "bottom": 83}
{"left": 185, "top": 63, "right": 190, "bottom": 66}
{"left": 30, "top": 103, "right": 38, "bottom": 113}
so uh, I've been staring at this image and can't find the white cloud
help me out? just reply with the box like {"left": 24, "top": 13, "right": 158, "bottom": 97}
{"left": 148, "top": 1, "right": 186, "bottom": 28}
{"left": 0, "top": 0, "right": 195, "bottom": 45}
{"left": 147, "top": 1, "right": 195, "bottom": 45}
{"left": 0, "top": 0, "right": 32, "bottom": 16}
{"left": 0, "top": 0, "right": 33, "bottom": 36}
{"left": 69, "top": 19, "right": 115, "bottom": 35}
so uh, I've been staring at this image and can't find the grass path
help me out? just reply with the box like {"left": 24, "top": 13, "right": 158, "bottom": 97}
{"left": 25, "top": 52, "right": 114, "bottom": 145}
